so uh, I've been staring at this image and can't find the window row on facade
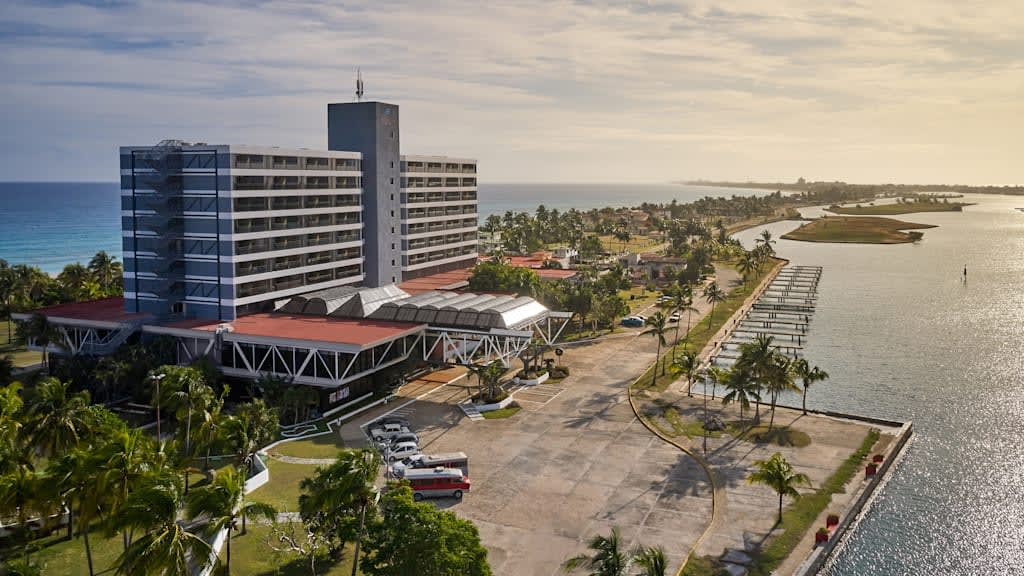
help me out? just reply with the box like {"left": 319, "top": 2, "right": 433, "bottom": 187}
{"left": 405, "top": 218, "right": 477, "bottom": 235}
{"left": 403, "top": 191, "right": 477, "bottom": 204}
{"left": 233, "top": 154, "right": 361, "bottom": 171}
{"left": 401, "top": 160, "right": 476, "bottom": 174}
{"left": 405, "top": 232, "right": 477, "bottom": 251}
{"left": 237, "top": 264, "right": 362, "bottom": 298}
{"left": 404, "top": 206, "right": 477, "bottom": 220}
{"left": 233, "top": 213, "right": 361, "bottom": 234}
{"left": 235, "top": 230, "right": 361, "bottom": 255}
{"left": 233, "top": 194, "right": 361, "bottom": 212}
{"left": 401, "top": 177, "right": 476, "bottom": 188}
{"left": 235, "top": 247, "right": 362, "bottom": 277}
{"left": 233, "top": 176, "right": 361, "bottom": 191}
{"left": 404, "top": 245, "right": 476, "bottom": 267}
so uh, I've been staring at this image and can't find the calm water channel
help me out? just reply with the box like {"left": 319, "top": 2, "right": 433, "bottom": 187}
{"left": 733, "top": 194, "right": 1024, "bottom": 575}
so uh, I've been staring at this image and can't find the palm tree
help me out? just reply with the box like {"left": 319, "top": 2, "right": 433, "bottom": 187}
{"left": 563, "top": 526, "right": 631, "bottom": 575}
{"left": 721, "top": 367, "right": 760, "bottom": 422}
{"left": 747, "top": 452, "right": 812, "bottom": 523}
{"left": 299, "top": 449, "right": 380, "bottom": 557}
{"left": 24, "top": 377, "right": 92, "bottom": 457}
{"left": 224, "top": 400, "right": 278, "bottom": 475}
{"left": 477, "top": 360, "right": 506, "bottom": 403}
{"left": 737, "top": 251, "right": 758, "bottom": 285}
{"left": 99, "top": 428, "right": 158, "bottom": 551}
{"left": 792, "top": 359, "right": 829, "bottom": 415}
{"left": 50, "top": 449, "right": 106, "bottom": 575}
{"left": 111, "top": 473, "right": 215, "bottom": 576}
{"left": 17, "top": 312, "right": 62, "bottom": 370}
{"left": 0, "top": 459, "right": 45, "bottom": 550}
{"left": 466, "top": 362, "right": 488, "bottom": 399}
{"left": 763, "top": 353, "right": 799, "bottom": 430}
{"left": 669, "top": 286, "right": 697, "bottom": 353}
{"left": 737, "top": 334, "right": 776, "bottom": 421}
{"left": 187, "top": 467, "right": 277, "bottom": 575}
{"left": 641, "top": 312, "right": 669, "bottom": 384}
{"left": 632, "top": 545, "right": 668, "bottom": 576}
{"left": 705, "top": 365, "right": 728, "bottom": 400}
{"left": 158, "top": 366, "right": 212, "bottom": 493}
{"left": 702, "top": 282, "right": 726, "bottom": 328}
{"left": 88, "top": 251, "right": 122, "bottom": 293}
{"left": 195, "top": 387, "right": 228, "bottom": 472}
{"left": 0, "top": 260, "right": 15, "bottom": 342}
{"left": 755, "top": 229, "right": 775, "bottom": 249}
{"left": 670, "top": 350, "right": 699, "bottom": 397}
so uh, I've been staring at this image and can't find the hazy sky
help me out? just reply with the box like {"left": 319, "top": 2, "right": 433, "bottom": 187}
{"left": 2, "top": 0, "right": 1023, "bottom": 184}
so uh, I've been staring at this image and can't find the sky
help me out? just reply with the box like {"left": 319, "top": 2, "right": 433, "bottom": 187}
{"left": 1, "top": 0, "right": 1023, "bottom": 185}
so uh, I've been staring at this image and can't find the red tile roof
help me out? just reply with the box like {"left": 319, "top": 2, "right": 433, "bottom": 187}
{"left": 167, "top": 313, "right": 424, "bottom": 348}
{"left": 27, "top": 297, "right": 147, "bottom": 323}
{"left": 536, "top": 269, "right": 578, "bottom": 280}
{"left": 399, "top": 269, "right": 473, "bottom": 295}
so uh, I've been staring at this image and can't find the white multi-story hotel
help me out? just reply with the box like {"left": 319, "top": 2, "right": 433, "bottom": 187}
{"left": 120, "top": 101, "right": 478, "bottom": 321}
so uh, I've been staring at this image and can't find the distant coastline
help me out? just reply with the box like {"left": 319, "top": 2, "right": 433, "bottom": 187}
{"left": 685, "top": 179, "right": 1024, "bottom": 196}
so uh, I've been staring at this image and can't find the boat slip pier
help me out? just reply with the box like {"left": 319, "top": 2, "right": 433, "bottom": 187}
{"left": 711, "top": 265, "right": 822, "bottom": 365}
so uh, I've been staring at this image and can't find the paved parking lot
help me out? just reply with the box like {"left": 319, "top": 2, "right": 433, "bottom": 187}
{"left": 347, "top": 334, "right": 712, "bottom": 576}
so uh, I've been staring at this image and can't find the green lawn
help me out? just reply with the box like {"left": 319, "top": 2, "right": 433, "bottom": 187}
{"left": 598, "top": 234, "right": 662, "bottom": 254}
{"left": 726, "top": 422, "right": 812, "bottom": 448}
{"left": 248, "top": 459, "right": 321, "bottom": 514}
{"left": 16, "top": 526, "right": 124, "bottom": 576}
{"left": 268, "top": 433, "right": 345, "bottom": 460}
{"left": 481, "top": 404, "right": 522, "bottom": 419}
{"left": 222, "top": 524, "right": 360, "bottom": 576}
{"left": 1, "top": 319, "right": 41, "bottom": 368}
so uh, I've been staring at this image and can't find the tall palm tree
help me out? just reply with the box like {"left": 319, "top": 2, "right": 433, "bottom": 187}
{"left": 669, "top": 286, "right": 697, "bottom": 354}
{"left": 111, "top": 473, "right": 215, "bottom": 576}
{"left": 641, "top": 312, "right": 669, "bottom": 384}
{"left": 792, "top": 359, "right": 829, "bottom": 415}
{"left": 88, "top": 251, "right": 122, "bottom": 293}
{"left": 563, "top": 526, "right": 631, "bottom": 575}
{"left": 763, "top": 353, "right": 799, "bottom": 430}
{"left": 299, "top": 449, "right": 380, "bottom": 557}
{"left": 702, "top": 282, "right": 726, "bottom": 328}
{"left": 17, "top": 312, "right": 62, "bottom": 370}
{"left": 195, "top": 387, "right": 228, "bottom": 471}
{"left": 632, "top": 545, "right": 668, "bottom": 576}
{"left": 737, "top": 251, "right": 758, "bottom": 285}
{"left": 721, "top": 367, "right": 760, "bottom": 422}
{"left": 0, "top": 459, "right": 45, "bottom": 547}
{"left": 50, "top": 448, "right": 106, "bottom": 576}
{"left": 24, "top": 377, "right": 92, "bottom": 457}
{"left": 755, "top": 229, "right": 775, "bottom": 249}
{"left": 706, "top": 365, "right": 728, "bottom": 400}
{"left": 737, "top": 334, "right": 776, "bottom": 421}
{"left": 159, "top": 366, "right": 212, "bottom": 493}
{"left": 747, "top": 452, "right": 812, "bottom": 523}
{"left": 670, "top": 350, "right": 699, "bottom": 397}
{"left": 224, "top": 400, "right": 278, "bottom": 475}
{"left": 187, "top": 467, "right": 277, "bottom": 575}
{"left": 99, "top": 427, "right": 158, "bottom": 551}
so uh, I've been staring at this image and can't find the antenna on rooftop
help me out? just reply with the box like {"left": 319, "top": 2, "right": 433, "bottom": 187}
{"left": 356, "top": 68, "right": 364, "bottom": 102}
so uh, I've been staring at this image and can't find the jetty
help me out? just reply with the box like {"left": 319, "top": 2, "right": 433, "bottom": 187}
{"left": 711, "top": 265, "right": 822, "bottom": 365}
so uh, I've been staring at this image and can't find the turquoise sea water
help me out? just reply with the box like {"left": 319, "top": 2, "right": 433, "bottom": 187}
{"left": 0, "top": 181, "right": 772, "bottom": 272}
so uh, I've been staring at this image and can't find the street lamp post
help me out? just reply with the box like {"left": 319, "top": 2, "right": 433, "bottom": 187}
{"left": 150, "top": 373, "right": 166, "bottom": 440}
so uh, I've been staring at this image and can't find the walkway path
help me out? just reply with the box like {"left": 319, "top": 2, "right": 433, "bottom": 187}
{"left": 266, "top": 453, "right": 337, "bottom": 465}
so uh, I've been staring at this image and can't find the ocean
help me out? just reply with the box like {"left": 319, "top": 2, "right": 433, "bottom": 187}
{"left": 0, "top": 181, "right": 773, "bottom": 273}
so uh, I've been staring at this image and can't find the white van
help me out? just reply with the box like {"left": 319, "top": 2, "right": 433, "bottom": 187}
{"left": 403, "top": 467, "right": 471, "bottom": 501}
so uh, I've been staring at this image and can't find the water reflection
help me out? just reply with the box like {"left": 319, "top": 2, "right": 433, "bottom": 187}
{"left": 732, "top": 195, "right": 1024, "bottom": 575}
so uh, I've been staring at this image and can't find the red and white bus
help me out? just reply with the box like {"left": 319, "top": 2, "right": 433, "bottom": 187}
{"left": 404, "top": 467, "right": 471, "bottom": 501}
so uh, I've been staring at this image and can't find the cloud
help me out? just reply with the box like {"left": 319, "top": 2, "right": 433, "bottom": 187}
{"left": 0, "top": 0, "right": 1023, "bottom": 184}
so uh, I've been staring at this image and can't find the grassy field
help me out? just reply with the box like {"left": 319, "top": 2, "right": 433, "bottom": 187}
{"left": 249, "top": 459, "right": 321, "bottom": 514}
{"left": 268, "top": 432, "right": 345, "bottom": 460}
{"left": 826, "top": 201, "right": 970, "bottom": 215}
{"left": 620, "top": 286, "right": 660, "bottom": 314}
{"left": 782, "top": 216, "right": 935, "bottom": 244}
{"left": 224, "top": 524, "right": 359, "bottom": 576}
{"left": 727, "top": 422, "right": 812, "bottom": 448}
{"left": 11, "top": 528, "right": 123, "bottom": 576}
{"left": 2, "top": 319, "right": 40, "bottom": 368}
{"left": 598, "top": 234, "right": 663, "bottom": 254}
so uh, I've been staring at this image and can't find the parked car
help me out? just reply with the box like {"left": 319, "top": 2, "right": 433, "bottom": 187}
{"left": 387, "top": 441, "right": 421, "bottom": 462}
{"left": 388, "top": 432, "right": 420, "bottom": 448}
{"left": 369, "top": 423, "right": 413, "bottom": 443}
{"left": 373, "top": 415, "right": 411, "bottom": 428}
{"left": 668, "top": 312, "right": 680, "bottom": 323}
{"left": 620, "top": 316, "right": 644, "bottom": 327}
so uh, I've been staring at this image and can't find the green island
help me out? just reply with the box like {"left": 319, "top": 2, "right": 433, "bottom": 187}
{"left": 826, "top": 198, "right": 971, "bottom": 215}
{"left": 782, "top": 216, "right": 936, "bottom": 244}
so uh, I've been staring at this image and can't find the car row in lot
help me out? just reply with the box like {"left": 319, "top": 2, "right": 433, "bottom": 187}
{"left": 367, "top": 415, "right": 472, "bottom": 501}
{"left": 621, "top": 307, "right": 682, "bottom": 327}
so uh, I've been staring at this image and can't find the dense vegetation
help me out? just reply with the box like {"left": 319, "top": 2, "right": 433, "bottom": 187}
{"left": 825, "top": 195, "right": 969, "bottom": 215}
{"left": 688, "top": 178, "right": 1024, "bottom": 196}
